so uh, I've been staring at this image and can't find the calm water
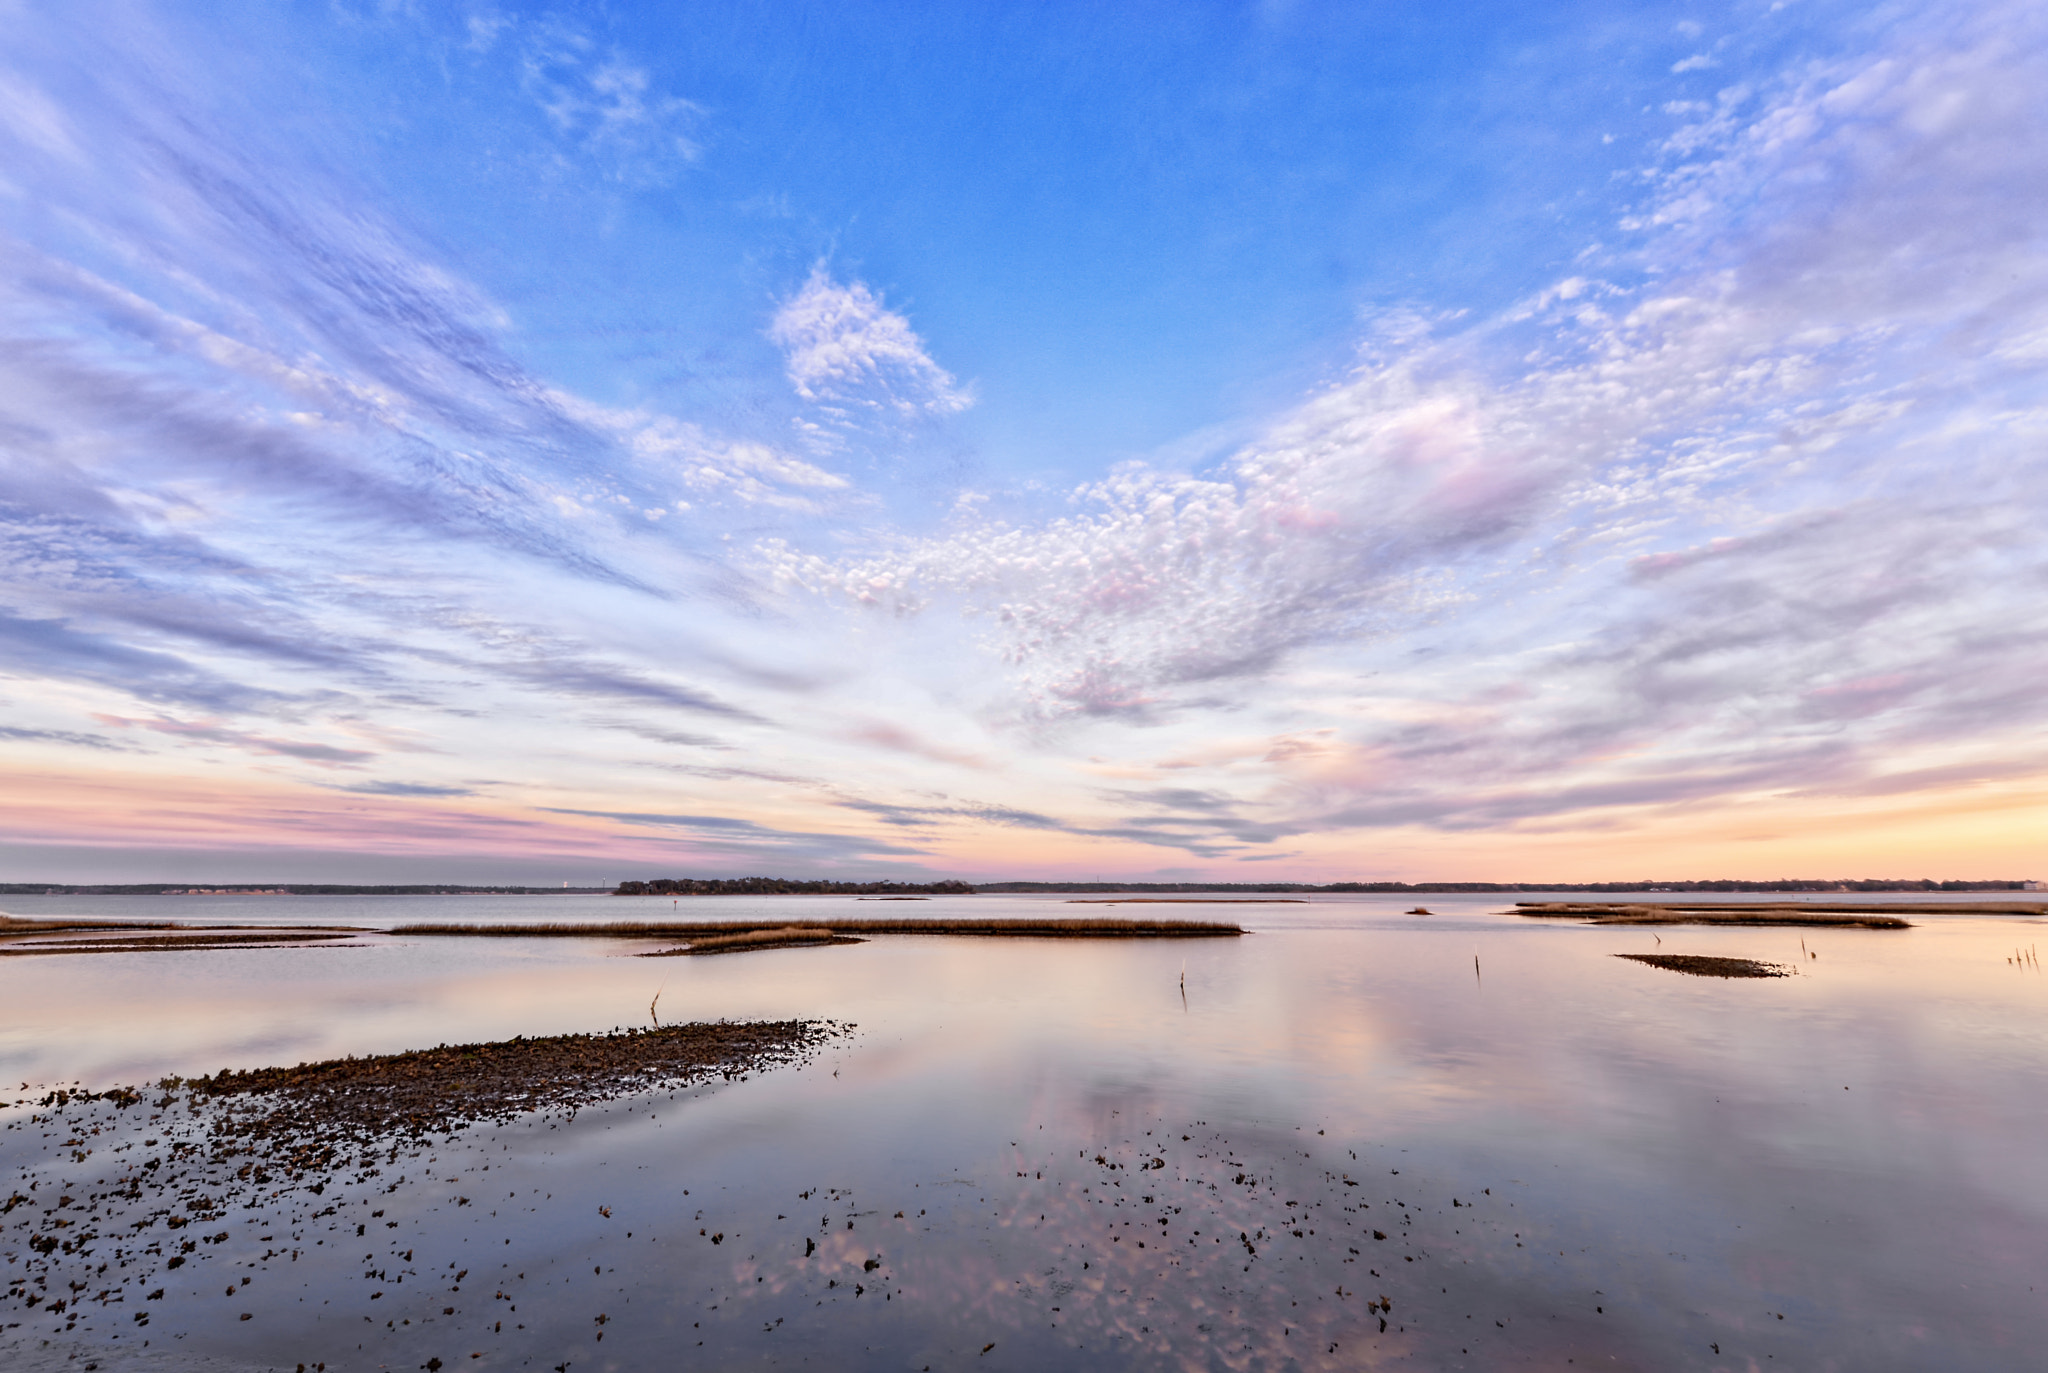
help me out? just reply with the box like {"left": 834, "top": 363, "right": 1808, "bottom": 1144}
{"left": 3, "top": 892, "right": 2045, "bottom": 1370}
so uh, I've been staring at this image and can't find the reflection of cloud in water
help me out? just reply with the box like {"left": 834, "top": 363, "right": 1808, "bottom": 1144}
{"left": 673, "top": 1116, "right": 1649, "bottom": 1370}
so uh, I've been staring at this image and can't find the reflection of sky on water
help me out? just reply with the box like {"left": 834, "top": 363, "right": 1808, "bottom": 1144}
{"left": 3, "top": 893, "right": 2046, "bottom": 1369}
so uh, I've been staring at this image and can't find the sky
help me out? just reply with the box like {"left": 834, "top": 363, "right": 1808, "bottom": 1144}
{"left": 0, "top": 0, "right": 2044, "bottom": 885}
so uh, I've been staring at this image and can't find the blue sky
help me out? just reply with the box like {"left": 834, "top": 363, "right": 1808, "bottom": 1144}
{"left": 1, "top": 0, "right": 2044, "bottom": 882}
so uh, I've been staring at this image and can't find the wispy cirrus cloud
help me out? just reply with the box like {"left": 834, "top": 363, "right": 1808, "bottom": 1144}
{"left": 330, "top": 780, "right": 478, "bottom": 798}
{"left": 495, "top": 656, "right": 764, "bottom": 721}
{"left": 97, "top": 715, "right": 375, "bottom": 766}
{"left": 0, "top": 14, "right": 823, "bottom": 804}
{"left": 0, "top": 608, "right": 287, "bottom": 713}
{"left": 0, "top": 725, "right": 132, "bottom": 751}
{"left": 515, "top": 22, "right": 704, "bottom": 184}
{"left": 833, "top": 797, "right": 1066, "bottom": 832}
{"left": 542, "top": 807, "right": 932, "bottom": 862}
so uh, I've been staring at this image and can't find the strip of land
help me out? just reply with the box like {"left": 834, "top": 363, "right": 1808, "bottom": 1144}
{"left": 0, "top": 914, "right": 183, "bottom": 934}
{"left": 0, "top": 913, "right": 1245, "bottom": 953}
{"left": 1520, "top": 900, "right": 2040, "bottom": 916}
{"left": 1615, "top": 953, "right": 1793, "bottom": 979}
{"left": 640, "top": 926, "right": 868, "bottom": 957}
{"left": 178, "top": 1019, "right": 844, "bottom": 1140}
{"left": 0, "top": 929, "right": 364, "bottom": 956}
{"left": 1064, "top": 898, "right": 1306, "bottom": 905}
{"left": 1519, "top": 904, "right": 1915, "bottom": 928}
{"left": 394, "top": 917, "right": 1245, "bottom": 938}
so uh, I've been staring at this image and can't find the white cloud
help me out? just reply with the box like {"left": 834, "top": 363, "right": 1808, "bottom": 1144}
{"left": 773, "top": 0, "right": 2048, "bottom": 834}
{"left": 769, "top": 264, "right": 975, "bottom": 420}
{"left": 769, "top": 350, "right": 1556, "bottom": 718}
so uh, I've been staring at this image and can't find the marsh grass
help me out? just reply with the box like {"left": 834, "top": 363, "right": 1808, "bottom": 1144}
{"left": 394, "top": 916, "right": 1246, "bottom": 938}
{"left": 0, "top": 914, "right": 183, "bottom": 936}
{"left": 0, "top": 916, "right": 371, "bottom": 955}
{"left": 0, "top": 930, "right": 362, "bottom": 956}
{"left": 1523, "top": 899, "right": 2048, "bottom": 923}
{"left": 1064, "top": 898, "right": 1304, "bottom": 905}
{"left": 641, "top": 926, "right": 867, "bottom": 957}
{"left": 1520, "top": 904, "right": 1913, "bottom": 929}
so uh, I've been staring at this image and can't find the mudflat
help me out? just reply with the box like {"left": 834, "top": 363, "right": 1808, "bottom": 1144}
{"left": 1614, "top": 953, "right": 1793, "bottom": 979}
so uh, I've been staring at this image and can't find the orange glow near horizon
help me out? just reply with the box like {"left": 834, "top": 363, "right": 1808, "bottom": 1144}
{"left": 2, "top": 758, "right": 2041, "bottom": 884}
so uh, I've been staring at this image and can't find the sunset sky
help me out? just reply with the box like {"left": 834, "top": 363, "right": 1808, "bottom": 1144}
{"left": 1, "top": 0, "right": 2043, "bottom": 884}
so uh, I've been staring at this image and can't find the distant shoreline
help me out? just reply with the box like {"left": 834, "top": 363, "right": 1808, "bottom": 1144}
{"left": 2, "top": 878, "right": 2037, "bottom": 897}
{"left": 0, "top": 884, "right": 616, "bottom": 896}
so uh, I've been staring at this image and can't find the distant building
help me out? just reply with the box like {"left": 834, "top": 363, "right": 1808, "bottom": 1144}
{"left": 2024, "top": 880, "right": 2045, "bottom": 891}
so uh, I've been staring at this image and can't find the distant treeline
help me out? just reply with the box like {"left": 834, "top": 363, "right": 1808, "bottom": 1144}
{"left": 616, "top": 877, "right": 2033, "bottom": 896}
{"left": 0, "top": 884, "right": 613, "bottom": 896}
{"left": 615, "top": 878, "right": 976, "bottom": 896}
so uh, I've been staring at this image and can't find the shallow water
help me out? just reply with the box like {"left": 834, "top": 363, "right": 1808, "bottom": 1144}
{"left": 3, "top": 892, "right": 2046, "bottom": 1370}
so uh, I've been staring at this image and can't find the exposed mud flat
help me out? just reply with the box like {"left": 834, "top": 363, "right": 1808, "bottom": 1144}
{"left": 1, "top": 1019, "right": 843, "bottom": 1366}
{"left": 180, "top": 1021, "right": 844, "bottom": 1139}
{"left": 1615, "top": 953, "right": 1793, "bottom": 979}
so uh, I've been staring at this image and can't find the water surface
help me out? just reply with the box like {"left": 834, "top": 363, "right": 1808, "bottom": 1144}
{"left": 3, "top": 892, "right": 2044, "bottom": 1370}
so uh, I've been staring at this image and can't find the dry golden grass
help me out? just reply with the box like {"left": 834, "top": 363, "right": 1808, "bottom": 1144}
{"left": 639, "top": 926, "right": 866, "bottom": 957}
{"left": 1522, "top": 900, "right": 2043, "bottom": 915}
{"left": 0, "top": 930, "right": 362, "bottom": 957}
{"left": 1519, "top": 904, "right": 1912, "bottom": 929}
{"left": 393, "top": 915, "right": 1245, "bottom": 938}
{"left": 0, "top": 914, "right": 183, "bottom": 936}
{"left": 1064, "top": 897, "right": 1305, "bottom": 905}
